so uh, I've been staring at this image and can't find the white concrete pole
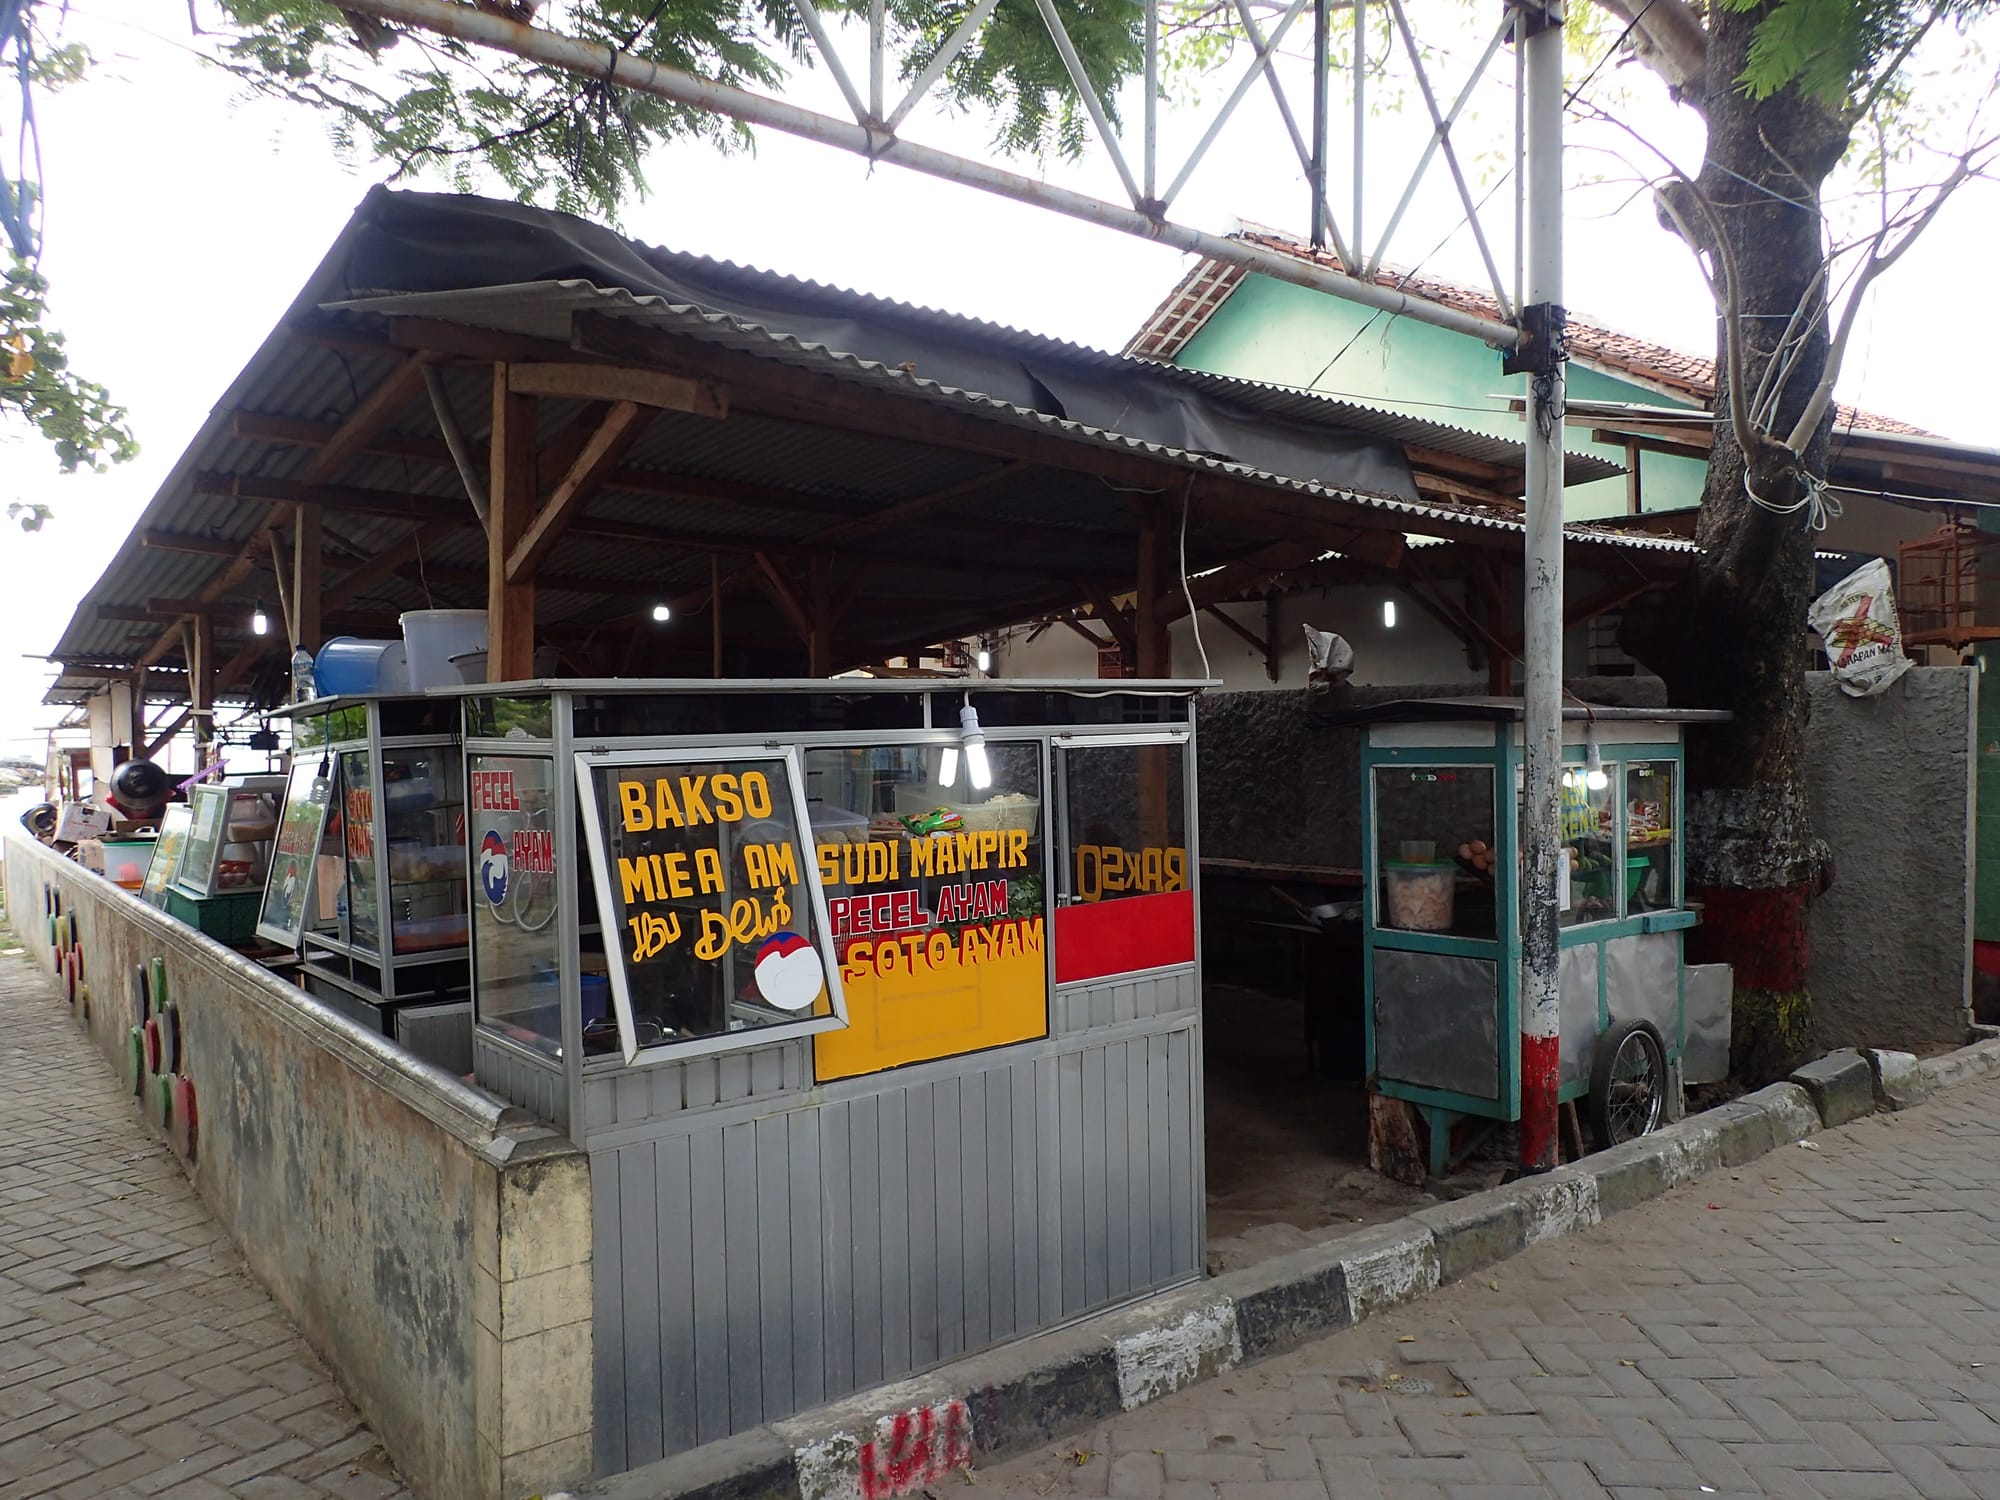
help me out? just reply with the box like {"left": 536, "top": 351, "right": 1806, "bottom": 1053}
{"left": 1517, "top": 0, "right": 1566, "bottom": 1173}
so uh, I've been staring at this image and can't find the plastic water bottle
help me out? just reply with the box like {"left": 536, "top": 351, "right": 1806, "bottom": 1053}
{"left": 291, "top": 647, "right": 316, "bottom": 703}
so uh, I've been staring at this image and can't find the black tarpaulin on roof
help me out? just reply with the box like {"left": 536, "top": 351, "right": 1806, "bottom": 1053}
{"left": 332, "top": 188, "right": 1420, "bottom": 504}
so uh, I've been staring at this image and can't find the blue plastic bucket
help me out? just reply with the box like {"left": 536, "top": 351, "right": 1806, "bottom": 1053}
{"left": 314, "top": 638, "right": 409, "bottom": 697}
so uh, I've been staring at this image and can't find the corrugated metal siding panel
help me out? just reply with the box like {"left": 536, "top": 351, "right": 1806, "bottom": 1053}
{"left": 1053, "top": 967, "right": 1199, "bottom": 1035}
{"left": 472, "top": 1033, "right": 567, "bottom": 1132}
{"left": 589, "top": 1019, "right": 1200, "bottom": 1468}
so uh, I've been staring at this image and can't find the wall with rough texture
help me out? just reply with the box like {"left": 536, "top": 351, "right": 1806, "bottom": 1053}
{"left": 3, "top": 833, "right": 594, "bottom": 1500}
{"left": 1196, "top": 676, "right": 1668, "bottom": 870}
{"left": 1805, "top": 667, "right": 1975, "bottom": 1051}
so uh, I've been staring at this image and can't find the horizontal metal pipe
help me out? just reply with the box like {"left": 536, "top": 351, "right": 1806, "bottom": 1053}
{"left": 332, "top": 0, "right": 1523, "bottom": 350}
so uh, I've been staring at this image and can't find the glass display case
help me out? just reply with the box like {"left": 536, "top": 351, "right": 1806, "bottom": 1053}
{"left": 171, "top": 778, "right": 286, "bottom": 899}
{"left": 140, "top": 803, "right": 194, "bottom": 909}
{"left": 259, "top": 697, "right": 470, "bottom": 1022}
{"left": 1344, "top": 699, "right": 1724, "bottom": 1177}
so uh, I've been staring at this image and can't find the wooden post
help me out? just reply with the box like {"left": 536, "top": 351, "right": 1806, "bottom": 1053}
{"left": 292, "top": 505, "right": 323, "bottom": 657}
{"left": 488, "top": 366, "right": 538, "bottom": 681}
{"left": 189, "top": 613, "right": 215, "bottom": 763}
{"left": 711, "top": 555, "right": 724, "bottom": 678}
{"left": 808, "top": 556, "right": 832, "bottom": 678}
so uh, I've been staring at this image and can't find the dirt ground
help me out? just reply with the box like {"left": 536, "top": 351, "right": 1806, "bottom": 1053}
{"left": 1199, "top": 982, "right": 1509, "bottom": 1274}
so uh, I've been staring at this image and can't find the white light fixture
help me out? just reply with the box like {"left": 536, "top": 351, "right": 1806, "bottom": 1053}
{"left": 1382, "top": 599, "right": 1398, "bottom": 629}
{"left": 651, "top": 604, "right": 672, "bottom": 623}
{"left": 939, "top": 744, "right": 961, "bottom": 789}
{"left": 976, "top": 647, "right": 991, "bottom": 673}
{"left": 251, "top": 602, "right": 269, "bottom": 637}
{"left": 1584, "top": 727, "right": 1609, "bottom": 791}
{"left": 960, "top": 702, "right": 992, "bottom": 789}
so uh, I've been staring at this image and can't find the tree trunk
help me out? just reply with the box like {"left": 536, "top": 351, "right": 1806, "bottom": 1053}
{"left": 1621, "top": 4, "right": 1851, "bottom": 1086}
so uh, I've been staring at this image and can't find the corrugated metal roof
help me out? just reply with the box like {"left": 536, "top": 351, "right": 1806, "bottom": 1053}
{"left": 47, "top": 189, "right": 1670, "bottom": 707}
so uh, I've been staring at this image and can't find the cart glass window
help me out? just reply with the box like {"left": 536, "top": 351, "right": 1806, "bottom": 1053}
{"left": 382, "top": 748, "right": 468, "bottom": 957}
{"left": 806, "top": 743, "right": 1048, "bottom": 1081}
{"left": 257, "top": 758, "right": 336, "bottom": 948}
{"left": 1625, "top": 761, "right": 1677, "bottom": 912}
{"left": 174, "top": 784, "right": 231, "bottom": 898}
{"left": 340, "top": 750, "right": 381, "bottom": 954}
{"left": 141, "top": 804, "right": 193, "bottom": 909}
{"left": 470, "top": 756, "right": 565, "bottom": 1056}
{"left": 1559, "top": 766, "right": 1621, "bottom": 927}
{"left": 581, "top": 753, "right": 845, "bottom": 1061}
{"left": 1055, "top": 741, "right": 1194, "bottom": 984}
{"left": 1372, "top": 765, "right": 1496, "bottom": 939}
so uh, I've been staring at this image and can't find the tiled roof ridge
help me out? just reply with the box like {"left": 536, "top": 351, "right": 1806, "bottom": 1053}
{"left": 1130, "top": 224, "right": 1931, "bottom": 438}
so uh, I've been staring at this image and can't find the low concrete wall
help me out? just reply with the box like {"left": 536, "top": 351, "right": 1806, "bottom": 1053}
{"left": 1805, "top": 667, "right": 1975, "bottom": 1051}
{"left": 2, "top": 831, "right": 595, "bottom": 1500}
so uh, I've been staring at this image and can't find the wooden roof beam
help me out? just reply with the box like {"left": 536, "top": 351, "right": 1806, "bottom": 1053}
{"left": 505, "top": 400, "right": 650, "bottom": 585}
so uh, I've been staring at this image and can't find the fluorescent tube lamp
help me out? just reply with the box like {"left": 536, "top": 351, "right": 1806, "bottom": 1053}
{"left": 252, "top": 603, "right": 269, "bottom": 637}
{"left": 959, "top": 702, "right": 992, "bottom": 790}
{"left": 1382, "top": 599, "right": 1397, "bottom": 629}
{"left": 939, "top": 744, "right": 961, "bottom": 789}
{"left": 651, "top": 604, "right": 671, "bottom": 622}
{"left": 976, "top": 648, "right": 991, "bottom": 672}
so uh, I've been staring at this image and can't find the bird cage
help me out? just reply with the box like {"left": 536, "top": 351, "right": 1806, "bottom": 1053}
{"left": 1899, "top": 522, "right": 2000, "bottom": 648}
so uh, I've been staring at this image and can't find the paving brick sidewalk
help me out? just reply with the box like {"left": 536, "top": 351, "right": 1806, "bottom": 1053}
{"left": 986, "top": 1080, "right": 2000, "bottom": 1500}
{"left": 0, "top": 937, "right": 411, "bottom": 1500}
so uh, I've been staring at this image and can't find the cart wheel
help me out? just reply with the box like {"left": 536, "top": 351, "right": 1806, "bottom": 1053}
{"left": 1589, "top": 1019, "right": 1667, "bottom": 1148}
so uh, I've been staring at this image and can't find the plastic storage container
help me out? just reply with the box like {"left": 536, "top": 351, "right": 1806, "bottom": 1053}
{"left": 1382, "top": 862, "right": 1457, "bottom": 932}
{"left": 314, "top": 638, "right": 409, "bottom": 696}
{"left": 401, "top": 610, "right": 488, "bottom": 692}
{"left": 449, "top": 649, "right": 487, "bottom": 685}
{"left": 100, "top": 838, "right": 155, "bottom": 890}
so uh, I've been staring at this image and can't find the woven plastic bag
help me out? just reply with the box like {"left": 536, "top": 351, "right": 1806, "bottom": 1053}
{"left": 1810, "top": 558, "right": 1913, "bottom": 698}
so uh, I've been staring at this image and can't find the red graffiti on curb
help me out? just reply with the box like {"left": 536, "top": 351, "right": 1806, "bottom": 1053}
{"left": 857, "top": 1400, "right": 973, "bottom": 1500}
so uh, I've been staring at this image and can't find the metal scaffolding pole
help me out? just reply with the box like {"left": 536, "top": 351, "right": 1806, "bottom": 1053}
{"left": 1515, "top": 0, "right": 1567, "bottom": 1173}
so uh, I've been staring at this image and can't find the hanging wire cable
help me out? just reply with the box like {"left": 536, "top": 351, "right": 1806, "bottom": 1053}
{"left": 1177, "top": 479, "right": 1213, "bottom": 680}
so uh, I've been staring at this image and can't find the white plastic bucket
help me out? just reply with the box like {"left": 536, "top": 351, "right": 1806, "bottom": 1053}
{"left": 450, "top": 649, "right": 488, "bottom": 685}
{"left": 401, "top": 610, "right": 487, "bottom": 692}
{"left": 314, "top": 638, "right": 410, "bottom": 697}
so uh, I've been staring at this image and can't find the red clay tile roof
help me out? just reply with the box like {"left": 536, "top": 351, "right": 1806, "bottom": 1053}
{"left": 1124, "top": 227, "right": 1931, "bottom": 438}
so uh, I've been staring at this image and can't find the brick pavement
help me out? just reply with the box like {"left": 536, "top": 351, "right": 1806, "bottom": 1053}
{"left": 986, "top": 1080, "right": 2000, "bottom": 1500}
{"left": 0, "top": 924, "right": 412, "bottom": 1499}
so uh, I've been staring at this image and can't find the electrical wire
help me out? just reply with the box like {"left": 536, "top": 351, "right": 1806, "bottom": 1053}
{"left": 1178, "top": 479, "right": 1212, "bottom": 682}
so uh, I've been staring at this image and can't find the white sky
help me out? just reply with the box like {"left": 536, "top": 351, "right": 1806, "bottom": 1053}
{"left": 1, "top": 1, "right": 1994, "bottom": 756}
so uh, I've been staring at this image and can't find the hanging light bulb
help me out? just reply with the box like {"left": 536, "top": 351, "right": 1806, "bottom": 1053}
{"left": 939, "top": 744, "right": 960, "bottom": 789}
{"left": 959, "top": 701, "right": 992, "bottom": 790}
{"left": 1584, "top": 726, "right": 1609, "bottom": 791}
{"left": 976, "top": 647, "right": 992, "bottom": 673}
{"left": 1382, "top": 598, "right": 1398, "bottom": 629}
{"left": 252, "top": 602, "right": 269, "bottom": 637}
{"left": 651, "top": 604, "right": 672, "bottom": 623}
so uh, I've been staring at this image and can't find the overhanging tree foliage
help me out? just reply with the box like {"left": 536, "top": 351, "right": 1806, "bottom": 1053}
{"left": 0, "top": 2, "right": 136, "bottom": 504}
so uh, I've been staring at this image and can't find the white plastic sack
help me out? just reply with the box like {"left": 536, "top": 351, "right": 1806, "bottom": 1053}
{"left": 1809, "top": 558, "right": 1913, "bottom": 698}
{"left": 1302, "top": 624, "right": 1354, "bottom": 691}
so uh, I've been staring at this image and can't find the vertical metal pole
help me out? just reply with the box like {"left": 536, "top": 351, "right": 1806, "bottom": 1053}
{"left": 1352, "top": 0, "right": 1366, "bottom": 259}
{"left": 1144, "top": 0, "right": 1158, "bottom": 203}
{"left": 1310, "top": 0, "right": 1328, "bottom": 249}
{"left": 869, "top": 0, "right": 884, "bottom": 122}
{"left": 1517, "top": 0, "right": 1566, "bottom": 1174}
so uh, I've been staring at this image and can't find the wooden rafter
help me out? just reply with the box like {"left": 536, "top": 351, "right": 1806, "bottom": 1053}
{"left": 505, "top": 400, "right": 650, "bottom": 584}
{"left": 507, "top": 361, "right": 727, "bottom": 418}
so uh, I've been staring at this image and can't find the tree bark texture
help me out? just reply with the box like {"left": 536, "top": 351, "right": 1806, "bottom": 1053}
{"left": 1620, "top": 4, "right": 1852, "bottom": 1086}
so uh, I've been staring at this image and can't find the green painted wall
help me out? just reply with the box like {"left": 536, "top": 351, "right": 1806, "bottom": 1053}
{"left": 1174, "top": 274, "right": 1708, "bottom": 520}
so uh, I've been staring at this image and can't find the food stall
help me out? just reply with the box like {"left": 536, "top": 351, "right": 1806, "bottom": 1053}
{"left": 446, "top": 677, "right": 1203, "bottom": 1472}
{"left": 255, "top": 696, "right": 471, "bottom": 1067}
{"left": 1342, "top": 699, "right": 1727, "bottom": 1176}
{"left": 158, "top": 776, "right": 286, "bottom": 942}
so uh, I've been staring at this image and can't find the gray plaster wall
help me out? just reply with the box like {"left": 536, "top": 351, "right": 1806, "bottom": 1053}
{"left": 1805, "top": 666, "right": 1975, "bottom": 1050}
{"left": 1196, "top": 676, "right": 1666, "bottom": 871}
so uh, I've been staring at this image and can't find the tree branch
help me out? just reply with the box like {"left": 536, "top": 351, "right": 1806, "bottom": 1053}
{"left": 1784, "top": 134, "right": 1999, "bottom": 452}
{"left": 1587, "top": 0, "right": 1708, "bottom": 97}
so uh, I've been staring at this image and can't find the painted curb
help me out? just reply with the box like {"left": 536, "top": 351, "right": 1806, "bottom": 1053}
{"left": 586, "top": 1032, "right": 2000, "bottom": 1500}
